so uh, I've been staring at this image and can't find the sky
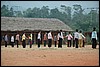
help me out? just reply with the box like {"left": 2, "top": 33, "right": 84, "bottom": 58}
{"left": 1, "top": 1, "right": 99, "bottom": 13}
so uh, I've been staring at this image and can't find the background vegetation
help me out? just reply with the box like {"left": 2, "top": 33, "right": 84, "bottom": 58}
{"left": 1, "top": 4, "right": 99, "bottom": 44}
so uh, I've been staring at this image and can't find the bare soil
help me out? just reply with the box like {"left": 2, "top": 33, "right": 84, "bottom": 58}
{"left": 1, "top": 45, "right": 99, "bottom": 66}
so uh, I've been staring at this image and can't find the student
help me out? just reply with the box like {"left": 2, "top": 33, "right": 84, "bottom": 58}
{"left": 43, "top": 32, "right": 47, "bottom": 47}
{"left": 30, "top": 33, "right": 33, "bottom": 47}
{"left": 78, "top": 30, "right": 85, "bottom": 48}
{"left": 22, "top": 33, "right": 27, "bottom": 48}
{"left": 54, "top": 34, "right": 57, "bottom": 47}
{"left": 74, "top": 29, "right": 79, "bottom": 48}
{"left": 48, "top": 31, "right": 53, "bottom": 48}
{"left": 65, "top": 32, "right": 73, "bottom": 47}
{"left": 91, "top": 27, "right": 98, "bottom": 49}
{"left": 58, "top": 30, "right": 63, "bottom": 48}
{"left": 72, "top": 34, "right": 75, "bottom": 47}
{"left": 11, "top": 35, "right": 15, "bottom": 47}
{"left": 57, "top": 32, "right": 60, "bottom": 47}
{"left": 82, "top": 37, "right": 85, "bottom": 47}
{"left": 4, "top": 34, "right": 8, "bottom": 47}
{"left": 28, "top": 35, "right": 32, "bottom": 48}
{"left": 37, "top": 31, "right": 41, "bottom": 48}
{"left": 16, "top": 33, "right": 20, "bottom": 48}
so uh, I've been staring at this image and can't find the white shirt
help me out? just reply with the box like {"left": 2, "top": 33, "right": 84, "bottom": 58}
{"left": 11, "top": 36, "right": 14, "bottom": 42}
{"left": 91, "top": 31, "right": 97, "bottom": 40}
{"left": 37, "top": 33, "right": 41, "bottom": 39}
{"left": 74, "top": 32, "right": 79, "bottom": 39}
{"left": 66, "top": 34, "right": 73, "bottom": 40}
{"left": 48, "top": 32, "right": 52, "bottom": 39}
{"left": 59, "top": 32, "right": 63, "bottom": 39}
{"left": 30, "top": 34, "right": 32, "bottom": 40}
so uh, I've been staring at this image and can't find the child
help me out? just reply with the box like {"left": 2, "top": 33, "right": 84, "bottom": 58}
{"left": 65, "top": 32, "right": 73, "bottom": 47}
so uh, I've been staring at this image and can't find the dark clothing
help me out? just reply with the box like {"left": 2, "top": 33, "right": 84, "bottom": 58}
{"left": 73, "top": 39, "right": 75, "bottom": 47}
{"left": 30, "top": 40, "right": 32, "bottom": 48}
{"left": 75, "top": 38, "right": 78, "bottom": 48}
{"left": 48, "top": 39, "right": 52, "bottom": 48}
{"left": 22, "top": 40, "right": 26, "bottom": 48}
{"left": 38, "top": 39, "right": 40, "bottom": 48}
{"left": 54, "top": 41, "right": 57, "bottom": 47}
{"left": 67, "top": 40, "right": 71, "bottom": 47}
{"left": 92, "top": 38, "right": 97, "bottom": 49}
{"left": 58, "top": 38, "right": 62, "bottom": 48}
{"left": 5, "top": 41, "right": 7, "bottom": 47}
{"left": 11, "top": 42, "right": 14, "bottom": 47}
{"left": 44, "top": 40, "right": 47, "bottom": 47}
{"left": 16, "top": 40, "right": 19, "bottom": 48}
{"left": 82, "top": 40, "right": 85, "bottom": 47}
{"left": 28, "top": 39, "right": 32, "bottom": 48}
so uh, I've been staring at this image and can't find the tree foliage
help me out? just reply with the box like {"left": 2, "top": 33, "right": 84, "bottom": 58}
{"left": 1, "top": 4, "right": 99, "bottom": 32}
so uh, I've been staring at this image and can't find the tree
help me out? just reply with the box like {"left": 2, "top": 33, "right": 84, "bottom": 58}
{"left": 60, "top": 5, "right": 72, "bottom": 23}
{"left": 40, "top": 6, "right": 50, "bottom": 18}
{"left": 1, "top": 5, "right": 10, "bottom": 17}
{"left": 32, "top": 7, "right": 41, "bottom": 18}
{"left": 50, "top": 8, "right": 60, "bottom": 18}
{"left": 9, "top": 7, "right": 14, "bottom": 17}
{"left": 72, "top": 4, "right": 85, "bottom": 30}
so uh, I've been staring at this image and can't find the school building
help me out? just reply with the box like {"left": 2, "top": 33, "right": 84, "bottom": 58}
{"left": 1, "top": 17, "right": 73, "bottom": 45}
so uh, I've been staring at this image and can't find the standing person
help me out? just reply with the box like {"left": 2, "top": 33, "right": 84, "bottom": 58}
{"left": 82, "top": 37, "right": 85, "bottom": 47}
{"left": 48, "top": 31, "right": 53, "bottom": 48}
{"left": 4, "top": 34, "right": 8, "bottom": 47}
{"left": 30, "top": 33, "right": 33, "bottom": 48}
{"left": 65, "top": 32, "right": 73, "bottom": 47}
{"left": 58, "top": 30, "right": 63, "bottom": 48}
{"left": 74, "top": 29, "right": 79, "bottom": 48}
{"left": 22, "top": 33, "right": 26, "bottom": 48}
{"left": 37, "top": 31, "right": 41, "bottom": 48}
{"left": 72, "top": 33, "right": 75, "bottom": 47}
{"left": 28, "top": 35, "right": 31, "bottom": 48}
{"left": 91, "top": 27, "right": 98, "bottom": 49}
{"left": 57, "top": 32, "right": 60, "bottom": 47}
{"left": 11, "top": 35, "right": 15, "bottom": 47}
{"left": 43, "top": 32, "right": 47, "bottom": 47}
{"left": 54, "top": 34, "right": 57, "bottom": 47}
{"left": 16, "top": 33, "right": 20, "bottom": 48}
{"left": 78, "top": 30, "right": 85, "bottom": 48}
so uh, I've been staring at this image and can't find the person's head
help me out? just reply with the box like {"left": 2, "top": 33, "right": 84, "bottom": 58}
{"left": 23, "top": 32, "right": 25, "bottom": 34}
{"left": 44, "top": 32, "right": 46, "bottom": 34}
{"left": 93, "top": 27, "right": 96, "bottom": 31}
{"left": 49, "top": 31, "right": 51, "bottom": 33}
{"left": 60, "top": 30, "right": 62, "bottom": 32}
{"left": 38, "top": 31, "right": 41, "bottom": 33}
{"left": 44, "top": 32, "right": 47, "bottom": 35}
{"left": 79, "top": 30, "right": 82, "bottom": 33}
{"left": 76, "top": 29, "right": 78, "bottom": 32}
{"left": 69, "top": 31, "right": 71, "bottom": 34}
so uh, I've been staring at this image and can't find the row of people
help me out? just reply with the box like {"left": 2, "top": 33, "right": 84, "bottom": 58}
{"left": 2, "top": 27, "right": 98, "bottom": 49}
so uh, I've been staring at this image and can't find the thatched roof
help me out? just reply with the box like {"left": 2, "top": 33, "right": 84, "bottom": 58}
{"left": 1, "top": 17, "right": 73, "bottom": 31}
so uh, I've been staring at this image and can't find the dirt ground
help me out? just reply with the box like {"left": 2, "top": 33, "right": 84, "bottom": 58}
{"left": 1, "top": 44, "right": 99, "bottom": 66}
